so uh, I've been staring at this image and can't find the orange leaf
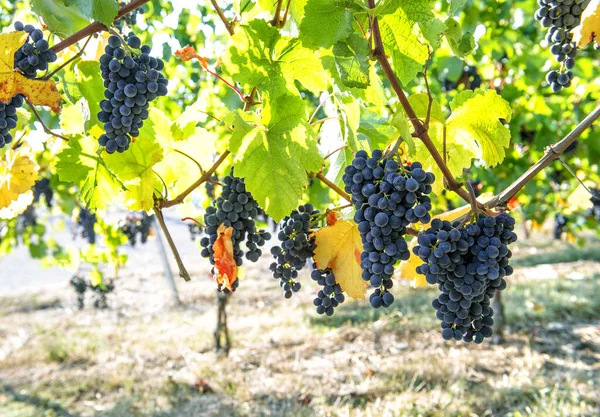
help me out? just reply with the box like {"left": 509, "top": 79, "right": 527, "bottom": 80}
{"left": 0, "top": 32, "right": 62, "bottom": 112}
{"left": 326, "top": 210, "right": 338, "bottom": 226}
{"left": 313, "top": 219, "right": 366, "bottom": 299}
{"left": 175, "top": 45, "right": 209, "bottom": 70}
{"left": 212, "top": 224, "right": 237, "bottom": 291}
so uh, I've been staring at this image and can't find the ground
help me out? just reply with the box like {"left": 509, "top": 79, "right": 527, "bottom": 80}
{"left": 0, "top": 218, "right": 599, "bottom": 417}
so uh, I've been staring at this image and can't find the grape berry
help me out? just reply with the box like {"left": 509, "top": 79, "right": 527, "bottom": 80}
{"left": 98, "top": 34, "right": 168, "bottom": 153}
{"left": 414, "top": 214, "right": 517, "bottom": 343}
{"left": 0, "top": 95, "right": 23, "bottom": 149}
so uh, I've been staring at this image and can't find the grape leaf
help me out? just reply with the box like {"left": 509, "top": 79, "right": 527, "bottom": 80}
{"left": 75, "top": 60, "right": 106, "bottom": 130}
{"left": 223, "top": 20, "right": 327, "bottom": 97}
{"left": 0, "top": 148, "right": 39, "bottom": 210}
{"left": 0, "top": 191, "right": 34, "bottom": 220}
{"left": 313, "top": 217, "right": 366, "bottom": 299}
{"left": 378, "top": 6, "right": 430, "bottom": 85}
{"left": 299, "top": 0, "right": 357, "bottom": 48}
{"left": 225, "top": 104, "right": 323, "bottom": 221}
{"left": 333, "top": 34, "right": 371, "bottom": 89}
{"left": 408, "top": 91, "right": 511, "bottom": 194}
{"left": 0, "top": 32, "right": 62, "bottom": 112}
{"left": 444, "top": 18, "right": 476, "bottom": 57}
{"left": 104, "top": 110, "right": 165, "bottom": 211}
{"left": 573, "top": 0, "right": 600, "bottom": 47}
{"left": 55, "top": 136, "right": 94, "bottom": 184}
{"left": 74, "top": 0, "right": 119, "bottom": 28}
{"left": 447, "top": 89, "right": 512, "bottom": 167}
{"left": 31, "top": 0, "right": 90, "bottom": 38}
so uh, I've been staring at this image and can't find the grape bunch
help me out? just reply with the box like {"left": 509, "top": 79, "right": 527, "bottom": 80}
{"left": 0, "top": 95, "right": 23, "bottom": 149}
{"left": 120, "top": 211, "right": 153, "bottom": 246}
{"left": 70, "top": 275, "right": 87, "bottom": 310}
{"left": 13, "top": 22, "right": 57, "bottom": 78}
{"left": 200, "top": 172, "right": 271, "bottom": 291}
{"left": 535, "top": 0, "right": 590, "bottom": 92}
{"left": 310, "top": 265, "right": 346, "bottom": 316}
{"left": 115, "top": 1, "right": 146, "bottom": 29}
{"left": 269, "top": 204, "right": 319, "bottom": 298}
{"left": 343, "top": 150, "right": 435, "bottom": 308}
{"left": 553, "top": 212, "right": 568, "bottom": 239}
{"left": 77, "top": 208, "right": 97, "bottom": 244}
{"left": 98, "top": 33, "right": 168, "bottom": 154}
{"left": 590, "top": 189, "right": 600, "bottom": 221}
{"left": 33, "top": 178, "right": 54, "bottom": 208}
{"left": 414, "top": 214, "right": 517, "bottom": 343}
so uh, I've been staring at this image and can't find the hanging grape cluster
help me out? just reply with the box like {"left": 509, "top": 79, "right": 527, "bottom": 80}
{"left": 269, "top": 204, "right": 319, "bottom": 298}
{"left": 98, "top": 33, "right": 168, "bottom": 153}
{"left": 414, "top": 214, "right": 517, "bottom": 343}
{"left": 33, "top": 178, "right": 54, "bottom": 208}
{"left": 310, "top": 265, "right": 345, "bottom": 316}
{"left": 13, "top": 22, "right": 57, "bottom": 78}
{"left": 200, "top": 172, "right": 271, "bottom": 292}
{"left": 0, "top": 95, "right": 23, "bottom": 149}
{"left": 120, "top": 212, "right": 154, "bottom": 246}
{"left": 343, "top": 149, "right": 435, "bottom": 308}
{"left": 76, "top": 208, "right": 97, "bottom": 244}
{"left": 535, "top": 0, "right": 589, "bottom": 92}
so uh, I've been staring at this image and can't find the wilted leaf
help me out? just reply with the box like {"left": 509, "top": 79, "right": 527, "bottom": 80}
{"left": 313, "top": 217, "right": 366, "bottom": 299}
{"left": 212, "top": 224, "right": 237, "bottom": 291}
{"left": 573, "top": 0, "right": 600, "bottom": 48}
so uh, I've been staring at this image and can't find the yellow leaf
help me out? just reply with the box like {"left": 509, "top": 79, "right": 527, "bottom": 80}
{"left": 0, "top": 148, "right": 39, "bottom": 209}
{"left": 565, "top": 182, "right": 596, "bottom": 213}
{"left": 0, "top": 32, "right": 62, "bottom": 112}
{"left": 396, "top": 239, "right": 428, "bottom": 288}
{"left": 573, "top": 0, "right": 600, "bottom": 48}
{"left": 313, "top": 219, "right": 366, "bottom": 299}
{"left": 0, "top": 190, "right": 34, "bottom": 219}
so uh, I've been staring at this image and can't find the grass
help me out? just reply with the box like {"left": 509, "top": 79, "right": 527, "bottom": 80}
{"left": 0, "top": 243, "right": 599, "bottom": 417}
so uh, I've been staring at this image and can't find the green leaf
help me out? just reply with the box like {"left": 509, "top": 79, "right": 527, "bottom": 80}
{"left": 222, "top": 20, "right": 285, "bottom": 95}
{"left": 223, "top": 20, "right": 328, "bottom": 96}
{"left": 55, "top": 138, "right": 93, "bottom": 184}
{"left": 75, "top": 0, "right": 119, "bottom": 27}
{"left": 447, "top": 90, "right": 512, "bottom": 167}
{"left": 261, "top": 93, "right": 306, "bottom": 134}
{"left": 76, "top": 61, "right": 105, "bottom": 131}
{"left": 299, "top": 0, "right": 357, "bottom": 48}
{"left": 228, "top": 117, "right": 322, "bottom": 221}
{"left": 104, "top": 109, "right": 165, "bottom": 211}
{"left": 378, "top": 4, "right": 431, "bottom": 85}
{"left": 449, "top": 0, "right": 468, "bottom": 16}
{"left": 32, "top": 0, "right": 90, "bottom": 38}
{"left": 333, "top": 34, "right": 371, "bottom": 89}
{"left": 445, "top": 18, "right": 476, "bottom": 57}
{"left": 390, "top": 112, "right": 415, "bottom": 155}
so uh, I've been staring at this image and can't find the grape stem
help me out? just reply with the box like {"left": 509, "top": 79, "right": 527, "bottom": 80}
{"left": 485, "top": 104, "right": 600, "bottom": 208}
{"left": 210, "top": 0, "right": 235, "bottom": 35}
{"left": 26, "top": 100, "right": 70, "bottom": 141}
{"left": 315, "top": 172, "right": 351, "bottom": 202}
{"left": 173, "top": 149, "right": 204, "bottom": 173}
{"left": 51, "top": 0, "right": 151, "bottom": 53}
{"left": 158, "top": 150, "right": 230, "bottom": 208}
{"left": 43, "top": 35, "right": 93, "bottom": 80}
{"left": 271, "top": 0, "right": 284, "bottom": 27}
{"left": 558, "top": 156, "right": 594, "bottom": 195}
{"left": 367, "top": 1, "right": 486, "bottom": 212}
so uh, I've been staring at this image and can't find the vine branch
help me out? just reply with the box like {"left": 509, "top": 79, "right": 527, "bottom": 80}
{"left": 153, "top": 207, "right": 191, "bottom": 282}
{"left": 485, "top": 104, "right": 600, "bottom": 209}
{"left": 210, "top": 0, "right": 235, "bottom": 35}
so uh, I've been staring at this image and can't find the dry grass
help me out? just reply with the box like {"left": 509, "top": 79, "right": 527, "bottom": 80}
{"left": 0, "top": 243, "right": 599, "bottom": 417}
